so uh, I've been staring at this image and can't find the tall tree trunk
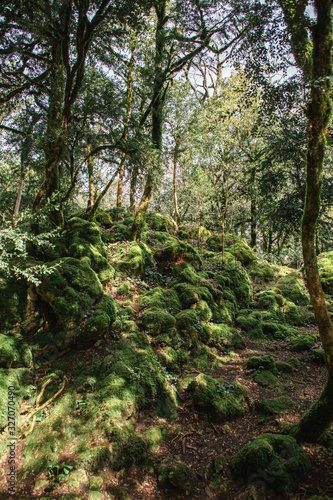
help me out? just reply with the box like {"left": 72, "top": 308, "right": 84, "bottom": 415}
{"left": 130, "top": 161, "right": 139, "bottom": 213}
{"left": 173, "top": 138, "right": 181, "bottom": 227}
{"left": 13, "top": 174, "right": 24, "bottom": 219}
{"left": 131, "top": 2, "right": 166, "bottom": 240}
{"left": 86, "top": 136, "right": 94, "bottom": 213}
{"left": 287, "top": 0, "right": 333, "bottom": 443}
{"left": 250, "top": 198, "right": 257, "bottom": 249}
{"left": 117, "top": 45, "right": 134, "bottom": 208}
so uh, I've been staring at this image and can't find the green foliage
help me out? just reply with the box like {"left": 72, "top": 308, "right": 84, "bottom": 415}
{"left": 230, "top": 433, "right": 310, "bottom": 494}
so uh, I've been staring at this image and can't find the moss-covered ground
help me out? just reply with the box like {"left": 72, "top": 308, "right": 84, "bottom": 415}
{"left": 0, "top": 215, "right": 332, "bottom": 499}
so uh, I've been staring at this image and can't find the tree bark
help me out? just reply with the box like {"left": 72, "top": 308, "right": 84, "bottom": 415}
{"left": 173, "top": 138, "right": 181, "bottom": 227}
{"left": 86, "top": 136, "right": 94, "bottom": 213}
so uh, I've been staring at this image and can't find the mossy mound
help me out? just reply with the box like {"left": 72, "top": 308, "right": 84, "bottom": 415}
{"left": 288, "top": 334, "right": 318, "bottom": 352}
{"left": 207, "top": 234, "right": 256, "bottom": 265}
{"left": 0, "top": 277, "right": 28, "bottom": 333}
{"left": 188, "top": 225, "right": 211, "bottom": 240}
{"left": 318, "top": 251, "right": 333, "bottom": 294}
{"left": 200, "top": 324, "right": 245, "bottom": 350}
{"left": 102, "top": 222, "right": 132, "bottom": 243}
{"left": 148, "top": 233, "right": 202, "bottom": 270}
{"left": 142, "top": 308, "right": 176, "bottom": 336}
{"left": 139, "top": 287, "right": 182, "bottom": 314}
{"left": 244, "top": 355, "right": 277, "bottom": 374}
{"left": 0, "top": 334, "right": 32, "bottom": 368}
{"left": 0, "top": 367, "right": 30, "bottom": 431}
{"left": 248, "top": 260, "right": 278, "bottom": 282}
{"left": 252, "top": 370, "right": 280, "bottom": 388}
{"left": 216, "top": 265, "right": 253, "bottom": 307}
{"left": 146, "top": 212, "right": 177, "bottom": 233}
{"left": 114, "top": 242, "right": 154, "bottom": 278}
{"left": 157, "top": 459, "right": 196, "bottom": 494}
{"left": 274, "top": 272, "right": 309, "bottom": 306}
{"left": 94, "top": 209, "right": 113, "bottom": 228}
{"left": 67, "top": 217, "right": 114, "bottom": 283}
{"left": 191, "top": 300, "right": 213, "bottom": 322}
{"left": 173, "top": 282, "right": 209, "bottom": 309}
{"left": 230, "top": 433, "right": 310, "bottom": 495}
{"left": 256, "top": 396, "right": 294, "bottom": 415}
{"left": 311, "top": 348, "right": 326, "bottom": 365}
{"left": 187, "top": 373, "right": 247, "bottom": 421}
{"left": 158, "top": 347, "right": 188, "bottom": 373}
{"left": 36, "top": 257, "right": 103, "bottom": 323}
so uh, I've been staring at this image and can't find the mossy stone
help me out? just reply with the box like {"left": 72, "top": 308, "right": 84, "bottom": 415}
{"left": 0, "top": 334, "right": 32, "bottom": 368}
{"left": 176, "top": 309, "right": 199, "bottom": 331}
{"left": 139, "top": 287, "right": 182, "bottom": 314}
{"left": 0, "top": 278, "right": 28, "bottom": 333}
{"left": 117, "top": 282, "right": 131, "bottom": 297}
{"left": 115, "top": 242, "right": 154, "bottom": 278}
{"left": 142, "top": 308, "right": 176, "bottom": 336}
{"left": 230, "top": 433, "right": 310, "bottom": 495}
{"left": 216, "top": 265, "right": 253, "bottom": 307}
{"left": 318, "top": 251, "right": 333, "bottom": 294}
{"left": 244, "top": 355, "right": 277, "bottom": 374}
{"left": 66, "top": 469, "right": 89, "bottom": 489}
{"left": 311, "top": 348, "right": 326, "bottom": 365}
{"left": 288, "top": 334, "right": 318, "bottom": 352}
{"left": 146, "top": 212, "right": 177, "bottom": 233}
{"left": 204, "top": 324, "right": 245, "bottom": 350}
{"left": 276, "top": 361, "right": 295, "bottom": 373}
{"left": 191, "top": 300, "right": 213, "bottom": 322}
{"left": 256, "top": 396, "right": 294, "bottom": 415}
{"left": 274, "top": 272, "right": 309, "bottom": 306}
{"left": 248, "top": 260, "right": 277, "bottom": 282}
{"left": 168, "top": 462, "right": 196, "bottom": 493}
{"left": 252, "top": 370, "right": 280, "bottom": 388}
{"left": 187, "top": 373, "right": 247, "bottom": 421}
{"left": 158, "top": 347, "right": 188, "bottom": 373}
{"left": 89, "top": 475, "right": 104, "bottom": 491}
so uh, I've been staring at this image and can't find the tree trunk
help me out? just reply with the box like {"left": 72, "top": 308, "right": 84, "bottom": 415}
{"left": 131, "top": 169, "right": 153, "bottom": 240}
{"left": 130, "top": 161, "right": 139, "bottom": 213}
{"left": 13, "top": 174, "right": 24, "bottom": 219}
{"left": 86, "top": 136, "right": 94, "bottom": 213}
{"left": 288, "top": 0, "right": 333, "bottom": 443}
{"left": 173, "top": 139, "right": 181, "bottom": 227}
{"left": 117, "top": 152, "right": 126, "bottom": 208}
{"left": 250, "top": 198, "right": 256, "bottom": 249}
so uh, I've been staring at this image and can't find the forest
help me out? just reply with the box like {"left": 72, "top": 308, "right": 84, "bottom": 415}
{"left": 0, "top": 0, "right": 333, "bottom": 498}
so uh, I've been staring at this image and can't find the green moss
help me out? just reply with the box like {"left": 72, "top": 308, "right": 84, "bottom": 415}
{"left": 148, "top": 233, "right": 202, "bottom": 270}
{"left": 176, "top": 309, "right": 199, "bottom": 331}
{"left": 0, "top": 367, "right": 30, "bottom": 430}
{"left": 139, "top": 287, "right": 182, "bottom": 314}
{"left": 190, "top": 345, "right": 217, "bottom": 371}
{"left": 318, "top": 251, "right": 333, "bottom": 294}
{"left": 187, "top": 373, "right": 247, "bottom": 421}
{"left": 117, "top": 282, "right": 131, "bottom": 297}
{"left": 216, "top": 265, "right": 253, "bottom": 307}
{"left": 273, "top": 272, "right": 309, "bottom": 306}
{"left": 252, "top": 370, "right": 280, "bottom": 388}
{"left": 276, "top": 361, "right": 295, "bottom": 373}
{"left": 157, "top": 459, "right": 196, "bottom": 493}
{"left": 311, "top": 348, "right": 326, "bottom": 365}
{"left": 158, "top": 347, "right": 188, "bottom": 373}
{"left": 248, "top": 260, "right": 278, "bottom": 282}
{"left": 257, "top": 396, "right": 294, "bottom": 415}
{"left": 0, "top": 334, "right": 32, "bottom": 368}
{"left": 115, "top": 242, "right": 154, "bottom": 278}
{"left": 230, "top": 433, "right": 310, "bottom": 495}
{"left": 146, "top": 212, "right": 177, "bottom": 233}
{"left": 67, "top": 217, "right": 113, "bottom": 283}
{"left": 261, "top": 322, "right": 299, "bottom": 339}
{"left": 244, "top": 355, "right": 277, "bottom": 373}
{"left": 202, "top": 324, "right": 245, "bottom": 350}
{"left": 141, "top": 308, "right": 176, "bottom": 336}
{"left": 191, "top": 300, "right": 213, "bottom": 322}
{"left": 0, "top": 278, "right": 28, "bottom": 333}
{"left": 288, "top": 357, "right": 301, "bottom": 370}
{"left": 288, "top": 334, "right": 318, "bottom": 352}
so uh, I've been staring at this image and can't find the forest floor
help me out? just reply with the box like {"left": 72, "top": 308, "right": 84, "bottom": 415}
{"left": 1, "top": 236, "right": 333, "bottom": 500}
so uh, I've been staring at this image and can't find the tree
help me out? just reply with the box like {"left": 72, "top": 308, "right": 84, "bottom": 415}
{"left": 278, "top": 0, "right": 333, "bottom": 443}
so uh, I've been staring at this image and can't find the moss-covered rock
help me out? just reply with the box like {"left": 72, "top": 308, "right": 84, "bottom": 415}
{"left": 230, "top": 433, "right": 310, "bottom": 495}
{"left": 139, "top": 287, "right": 182, "bottom": 314}
{"left": 0, "top": 367, "right": 30, "bottom": 431}
{"left": 201, "top": 324, "right": 245, "bottom": 350}
{"left": 114, "top": 242, "right": 154, "bottom": 278}
{"left": 288, "top": 334, "right": 318, "bottom": 352}
{"left": 274, "top": 272, "right": 309, "bottom": 306}
{"left": 187, "top": 373, "right": 247, "bottom": 421}
{"left": 0, "top": 334, "right": 32, "bottom": 368}
{"left": 318, "top": 251, "right": 333, "bottom": 294}
{"left": 252, "top": 370, "right": 280, "bottom": 388}
{"left": 157, "top": 459, "right": 196, "bottom": 494}
{"left": 142, "top": 308, "right": 176, "bottom": 336}
{"left": 148, "top": 233, "right": 202, "bottom": 270}
{"left": 216, "top": 265, "right": 253, "bottom": 307}
{"left": 244, "top": 355, "right": 277, "bottom": 374}
{"left": 176, "top": 309, "right": 199, "bottom": 331}
{"left": 248, "top": 260, "right": 278, "bottom": 282}
{"left": 173, "top": 282, "right": 213, "bottom": 309}
{"left": 191, "top": 300, "right": 213, "bottom": 322}
{"left": 158, "top": 347, "right": 188, "bottom": 373}
{"left": 256, "top": 396, "right": 294, "bottom": 415}
{"left": 146, "top": 212, "right": 177, "bottom": 233}
{"left": 67, "top": 217, "right": 114, "bottom": 283}
{"left": 0, "top": 277, "right": 28, "bottom": 333}
{"left": 36, "top": 257, "right": 103, "bottom": 322}
{"left": 311, "top": 348, "right": 326, "bottom": 365}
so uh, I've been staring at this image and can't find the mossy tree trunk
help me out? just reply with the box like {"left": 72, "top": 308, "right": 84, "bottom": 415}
{"left": 279, "top": 0, "right": 333, "bottom": 443}
{"left": 86, "top": 135, "right": 94, "bottom": 213}
{"left": 173, "top": 137, "right": 181, "bottom": 227}
{"left": 130, "top": 161, "right": 139, "bottom": 213}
